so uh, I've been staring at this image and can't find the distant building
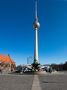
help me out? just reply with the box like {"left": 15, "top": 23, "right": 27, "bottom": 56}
{"left": 0, "top": 54, "right": 16, "bottom": 73}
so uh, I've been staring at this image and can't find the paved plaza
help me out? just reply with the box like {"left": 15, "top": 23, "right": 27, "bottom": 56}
{"left": 0, "top": 74, "right": 34, "bottom": 90}
{"left": 39, "top": 72, "right": 67, "bottom": 90}
{"left": 0, "top": 72, "right": 67, "bottom": 90}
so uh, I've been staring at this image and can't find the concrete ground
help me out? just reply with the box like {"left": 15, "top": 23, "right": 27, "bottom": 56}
{"left": 0, "top": 74, "right": 34, "bottom": 90}
{"left": 0, "top": 72, "right": 67, "bottom": 90}
{"left": 39, "top": 72, "right": 67, "bottom": 90}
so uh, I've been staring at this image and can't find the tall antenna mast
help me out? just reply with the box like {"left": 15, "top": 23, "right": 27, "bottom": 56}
{"left": 35, "top": 0, "right": 38, "bottom": 19}
{"left": 32, "top": 0, "right": 40, "bottom": 71}
{"left": 33, "top": 0, "right": 40, "bottom": 30}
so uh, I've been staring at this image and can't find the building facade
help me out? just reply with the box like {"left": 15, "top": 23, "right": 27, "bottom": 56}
{"left": 0, "top": 54, "right": 16, "bottom": 73}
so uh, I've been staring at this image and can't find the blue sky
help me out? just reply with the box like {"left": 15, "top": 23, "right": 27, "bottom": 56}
{"left": 0, "top": 0, "right": 67, "bottom": 65}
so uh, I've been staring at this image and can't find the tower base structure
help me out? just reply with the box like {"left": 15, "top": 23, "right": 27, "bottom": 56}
{"left": 32, "top": 61, "right": 40, "bottom": 71}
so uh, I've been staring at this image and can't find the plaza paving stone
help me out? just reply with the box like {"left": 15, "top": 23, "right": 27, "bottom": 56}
{"left": 0, "top": 74, "right": 34, "bottom": 90}
{"left": 39, "top": 73, "right": 67, "bottom": 90}
{"left": 0, "top": 72, "right": 67, "bottom": 90}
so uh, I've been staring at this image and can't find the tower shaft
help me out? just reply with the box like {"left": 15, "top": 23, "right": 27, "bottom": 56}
{"left": 34, "top": 29, "right": 38, "bottom": 63}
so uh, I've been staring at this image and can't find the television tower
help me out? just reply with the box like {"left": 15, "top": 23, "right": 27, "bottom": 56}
{"left": 33, "top": 0, "right": 40, "bottom": 64}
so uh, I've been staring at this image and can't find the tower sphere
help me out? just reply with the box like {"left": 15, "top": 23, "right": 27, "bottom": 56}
{"left": 33, "top": 20, "right": 40, "bottom": 30}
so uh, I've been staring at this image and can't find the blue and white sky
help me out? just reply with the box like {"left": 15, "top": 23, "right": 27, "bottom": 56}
{"left": 0, "top": 0, "right": 67, "bottom": 65}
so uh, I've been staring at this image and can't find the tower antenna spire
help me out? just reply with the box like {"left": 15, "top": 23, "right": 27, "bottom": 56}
{"left": 35, "top": 0, "right": 38, "bottom": 19}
